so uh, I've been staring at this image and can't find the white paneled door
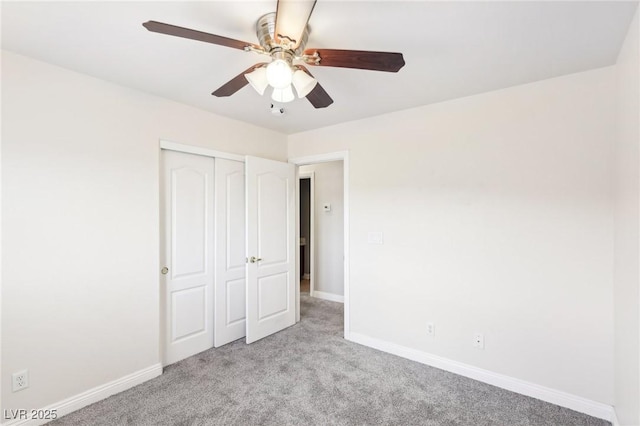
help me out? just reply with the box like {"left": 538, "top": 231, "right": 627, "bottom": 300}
{"left": 245, "top": 156, "right": 296, "bottom": 344}
{"left": 161, "top": 150, "right": 215, "bottom": 365}
{"left": 214, "top": 159, "right": 247, "bottom": 347}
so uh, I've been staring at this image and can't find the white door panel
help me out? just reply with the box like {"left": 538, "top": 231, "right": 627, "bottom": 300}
{"left": 161, "top": 150, "right": 214, "bottom": 365}
{"left": 214, "top": 159, "right": 247, "bottom": 347}
{"left": 172, "top": 168, "right": 207, "bottom": 277}
{"left": 246, "top": 156, "right": 295, "bottom": 344}
{"left": 226, "top": 278, "right": 246, "bottom": 324}
{"left": 258, "top": 273, "right": 289, "bottom": 320}
{"left": 172, "top": 287, "right": 206, "bottom": 339}
{"left": 257, "top": 173, "right": 289, "bottom": 265}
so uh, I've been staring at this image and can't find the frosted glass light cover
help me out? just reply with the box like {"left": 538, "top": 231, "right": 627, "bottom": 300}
{"left": 271, "top": 85, "right": 295, "bottom": 103}
{"left": 245, "top": 67, "right": 269, "bottom": 95}
{"left": 266, "top": 60, "right": 293, "bottom": 89}
{"left": 292, "top": 70, "right": 317, "bottom": 98}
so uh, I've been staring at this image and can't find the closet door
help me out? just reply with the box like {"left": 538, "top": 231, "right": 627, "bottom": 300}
{"left": 161, "top": 150, "right": 215, "bottom": 365}
{"left": 214, "top": 159, "right": 246, "bottom": 347}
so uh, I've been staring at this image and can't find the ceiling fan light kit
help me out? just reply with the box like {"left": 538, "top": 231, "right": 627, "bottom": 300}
{"left": 245, "top": 67, "right": 269, "bottom": 96}
{"left": 292, "top": 70, "right": 317, "bottom": 98}
{"left": 143, "top": 0, "right": 405, "bottom": 109}
{"left": 272, "top": 85, "right": 295, "bottom": 103}
{"left": 248, "top": 16, "right": 312, "bottom": 103}
{"left": 265, "top": 56, "right": 294, "bottom": 89}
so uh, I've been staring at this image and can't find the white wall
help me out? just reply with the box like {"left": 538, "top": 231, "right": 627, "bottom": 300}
{"left": 300, "top": 162, "right": 344, "bottom": 297}
{"left": 614, "top": 8, "right": 640, "bottom": 426}
{"left": 289, "top": 67, "right": 616, "bottom": 405}
{"left": 1, "top": 50, "right": 287, "bottom": 413}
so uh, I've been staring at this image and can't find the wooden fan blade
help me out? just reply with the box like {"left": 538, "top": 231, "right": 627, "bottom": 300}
{"left": 212, "top": 63, "right": 267, "bottom": 97}
{"left": 296, "top": 65, "right": 333, "bottom": 108}
{"left": 143, "top": 21, "right": 260, "bottom": 51}
{"left": 305, "top": 82, "right": 333, "bottom": 109}
{"left": 304, "top": 49, "right": 405, "bottom": 72}
{"left": 275, "top": 0, "right": 316, "bottom": 48}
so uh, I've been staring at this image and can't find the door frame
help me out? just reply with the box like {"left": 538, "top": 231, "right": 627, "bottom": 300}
{"left": 298, "top": 171, "right": 315, "bottom": 296}
{"left": 160, "top": 140, "right": 244, "bottom": 162}
{"left": 289, "top": 151, "right": 350, "bottom": 339}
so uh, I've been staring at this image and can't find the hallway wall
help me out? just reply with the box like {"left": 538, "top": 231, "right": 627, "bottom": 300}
{"left": 300, "top": 161, "right": 344, "bottom": 298}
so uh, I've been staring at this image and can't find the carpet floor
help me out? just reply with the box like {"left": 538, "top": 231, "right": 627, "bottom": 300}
{"left": 51, "top": 295, "right": 609, "bottom": 426}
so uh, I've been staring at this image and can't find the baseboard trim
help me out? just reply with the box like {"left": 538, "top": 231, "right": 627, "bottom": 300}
{"left": 610, "top": 408, "right": 620, "bottom": 426}
{"left": 2, "top": 363, "right": 162, "bottom": 426}
{"left": 348, "top": 332, "right": 613, "bottom": 422}
{"left": 302, "top": 273, "right": 310, "bottom": 280}
{"left": 312, "top": 291, "right": 344, "bottom": 303}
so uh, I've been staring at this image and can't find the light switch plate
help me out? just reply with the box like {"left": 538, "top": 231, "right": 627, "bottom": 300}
{"left": 368, "top": 231, "right": 384, "bottom": 244}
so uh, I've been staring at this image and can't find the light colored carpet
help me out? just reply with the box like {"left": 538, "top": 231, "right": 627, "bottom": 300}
{"left": 51, "top": 295, "right": 609, "bottom": 425}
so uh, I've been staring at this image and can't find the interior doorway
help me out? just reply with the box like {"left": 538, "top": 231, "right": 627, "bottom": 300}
{"left": 299, "top": 173, "right": 313, "bottom": 296}
{"left": 294, "top": 158, "right": 347, "bottom": 324}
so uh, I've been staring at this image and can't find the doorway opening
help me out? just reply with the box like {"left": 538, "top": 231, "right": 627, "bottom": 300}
{"left": 299, "top": 175, "right": 313, "bottom": 296}
{"left": 294, "top": 157, "right": 347, "bottom": 332}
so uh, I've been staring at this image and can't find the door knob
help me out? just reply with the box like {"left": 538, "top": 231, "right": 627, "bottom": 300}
{"left": 161, "top": 267, "right": 169, "bottom": 274}
{"left": 249, "top": 256, "right": 263, "bottom": 263}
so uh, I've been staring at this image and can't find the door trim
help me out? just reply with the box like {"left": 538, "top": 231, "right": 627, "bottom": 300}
{"left": 160, "top": 140, "right": 245, "bottom": 162}
{"left": 289, "top": 151, "right": 350, "bottom": 339}
{"left": 299, "top": 172, "right": 315, "bottom": 297}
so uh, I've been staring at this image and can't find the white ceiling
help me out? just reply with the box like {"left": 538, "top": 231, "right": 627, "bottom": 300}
{"left": 2, "top": 1, "right": 638, "bottom": 134}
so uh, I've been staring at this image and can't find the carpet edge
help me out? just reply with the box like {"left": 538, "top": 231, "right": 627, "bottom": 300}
{"left": 347, "top": 332, "right": 614, "bottom": 423}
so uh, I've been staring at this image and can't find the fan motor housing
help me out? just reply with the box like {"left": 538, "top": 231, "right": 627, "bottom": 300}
{"left": 256, "top": 12, "right": 309, "bottom": 56}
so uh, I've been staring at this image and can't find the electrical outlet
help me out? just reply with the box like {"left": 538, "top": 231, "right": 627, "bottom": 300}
{"left": 473, "top": 333, "right": 485, "bottom": 349}
{"left": 426, "top": 322, "right": 435, "bottom": 337}
{"left": 12, "top": 370, "right": 29, "bottom": 392}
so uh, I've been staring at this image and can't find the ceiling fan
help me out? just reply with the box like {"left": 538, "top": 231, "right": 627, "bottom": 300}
{"left": 143, "top": 0, "right": 405, "bottom": 109}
